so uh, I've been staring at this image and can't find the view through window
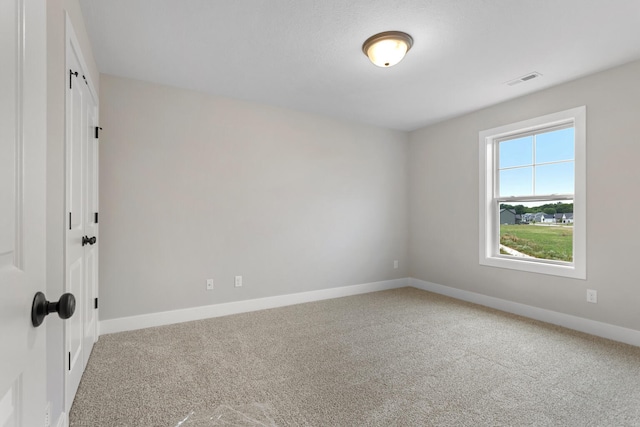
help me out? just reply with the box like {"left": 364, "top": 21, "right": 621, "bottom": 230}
{"left": 497, "top": 126, "right": 575, "bottom": 263}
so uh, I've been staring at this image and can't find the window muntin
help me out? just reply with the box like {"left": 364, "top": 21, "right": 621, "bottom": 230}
{"left": 497, "top": 126, "right": 574, "bottom": 198}
{"left": 479, "top": 106, "right": 586, "bottom": 279}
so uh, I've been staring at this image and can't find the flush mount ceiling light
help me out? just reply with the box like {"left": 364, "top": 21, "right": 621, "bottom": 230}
{"left": 362, "top": 31, "right": 413, "bottom": 68}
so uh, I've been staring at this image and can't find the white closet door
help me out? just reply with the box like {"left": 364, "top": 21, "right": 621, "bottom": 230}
{"left": 64, "top": 15, "right": 100, "bottom": 413}
{"left": 83, "top": 86, "right": 99, "bottom": 369}
{"left": 65, "top": 39, "right": 87, "bottom": 413}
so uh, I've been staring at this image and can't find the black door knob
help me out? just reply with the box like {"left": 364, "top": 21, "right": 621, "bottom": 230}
{"left": 31, "top": 292, "right": 76, "bottom": 327}
{"left": 82, "top": 235, "right": 97, "bottom": 246}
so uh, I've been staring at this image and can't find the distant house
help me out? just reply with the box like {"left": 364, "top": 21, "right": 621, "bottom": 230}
{"left": 533, "top": 212, "right": 546, "bottom": 223}
{"left": 554, "top": 213, "right": 565, "bottom": 223}
{"left": 521, "top": 213, "right": 534, "bottom": 223}
{"left": 542, "top": 214, "right": 555, "bottom": 223}
{"left": 500, "top": 208, "right": 518, "bottom": 225}
{"left": 563, "top": 213, "right": 574, "bottom": 224}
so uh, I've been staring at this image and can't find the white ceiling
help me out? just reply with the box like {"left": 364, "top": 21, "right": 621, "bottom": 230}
{"left": 79, "top": 0, "right": 640, "bottom": 131}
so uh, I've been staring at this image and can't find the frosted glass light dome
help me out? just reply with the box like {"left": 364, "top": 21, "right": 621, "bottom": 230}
{"left": 362, "top": 31, "right": 413, "bottom": 67}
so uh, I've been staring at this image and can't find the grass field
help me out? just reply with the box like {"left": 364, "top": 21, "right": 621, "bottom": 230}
{"left": 500, "top": 224, "right": 573, "bottom": 262}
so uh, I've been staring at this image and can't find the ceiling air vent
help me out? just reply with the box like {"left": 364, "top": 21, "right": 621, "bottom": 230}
{"left": 506, "top": 72, "right": 542, "bottom": 86}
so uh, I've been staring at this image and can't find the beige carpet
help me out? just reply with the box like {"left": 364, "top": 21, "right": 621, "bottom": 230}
{"left": 69, "top": 288, "right": 640, "bottom": 426}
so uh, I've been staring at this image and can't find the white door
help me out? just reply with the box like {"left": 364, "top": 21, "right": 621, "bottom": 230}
{"left": 0, "top": 0, "right": 48, "bottom": 426}
{"left": 82, "top": 79, "right": 99, "bottom": 369}
{"left": 65, "top": 21, "right": 99, "bottom": 412}
{"left": 65, "top": 40, "right": 87, "bottom": 412}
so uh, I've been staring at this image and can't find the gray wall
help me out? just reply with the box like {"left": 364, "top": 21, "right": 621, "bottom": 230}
{"left": 408, "top": 59, "right": 640, "bottom": 331}
{"left": 100, "top": 59, "right": 640, "bottom": 333}
{"left": 46, "top": 0, "right": 99, "bottom": 423}
{"left": 99, "top": 75, "right": 409, "bottom": 320}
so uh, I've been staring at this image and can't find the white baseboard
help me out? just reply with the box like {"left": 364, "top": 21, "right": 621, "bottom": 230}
{"left": 98, "top": 276, "right": 640, "bottom": 348}
{"left": 410, "top": 277, "right": 640, "bottom": 347}
{"left": 99, "top": 278, "right": 409, "bottom": 335}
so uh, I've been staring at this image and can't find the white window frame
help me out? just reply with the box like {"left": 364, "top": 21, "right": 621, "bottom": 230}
{"left": 479, "top": 106, "right": 586, "bottom": 279}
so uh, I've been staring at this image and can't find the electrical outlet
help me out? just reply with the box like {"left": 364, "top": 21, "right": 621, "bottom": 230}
{"left": 393, "top": 260, "right": 399, "bottom": 269}
{"left": 206, "top": 279, "right": 214, "bottom": 290}
{"left": 586, "top": 289, "right": 597, "bottom": 304}
{"left": 234, "top": 276, "right": 243, "bottom": 287}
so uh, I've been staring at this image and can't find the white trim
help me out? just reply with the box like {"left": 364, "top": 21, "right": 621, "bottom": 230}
{"left": 99, "top": 278, "right": 409, "bottom": 335}
{"left": 479, "top": 106, "right": 586, "bottom": 279}
{"left": 55, "top": 411, "right": 67, "bottom": 427}
{"left": 410, "top": 278, "right": 640, "bottom": 348}
{"left": 99, "top": 277, "right": 640, "bottom": 348}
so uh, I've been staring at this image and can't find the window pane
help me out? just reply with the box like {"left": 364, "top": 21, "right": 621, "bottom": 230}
{"left": 536, "top": 127, "right": 574, "bottom": 163}
{"left": 499, "top": 136, "right": 533, "bottom": 168}
{"left": 499, "top": 167, "right": 532, "bottom": 197}
{"left": 535, "top": 162, "right": 574, "bottom": 195}
{"left": 499, "top": 200, "right": 573, "bottom": 262}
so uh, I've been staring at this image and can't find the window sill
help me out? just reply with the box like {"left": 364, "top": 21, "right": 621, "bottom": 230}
{"left": 480, "top": 255, "right": 585, "bottom": 280}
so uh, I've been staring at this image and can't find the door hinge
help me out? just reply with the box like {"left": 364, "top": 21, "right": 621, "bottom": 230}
{"left": 94, "top": 298, "right": 98, "bottom": 309}
{"left": 69, "top": 212, "right": 72, "bottom": 230}
{"left": 95, "top": 212, "right": 99, "bottom": 223}
{"left": 69, "top": 70, "right": 78, "bottom": 89}
{"left": 68, "top": 352, "right": 71, "bottom": 371}
{"left": 95, "top": 126, "right": 102, "bottom": 139}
